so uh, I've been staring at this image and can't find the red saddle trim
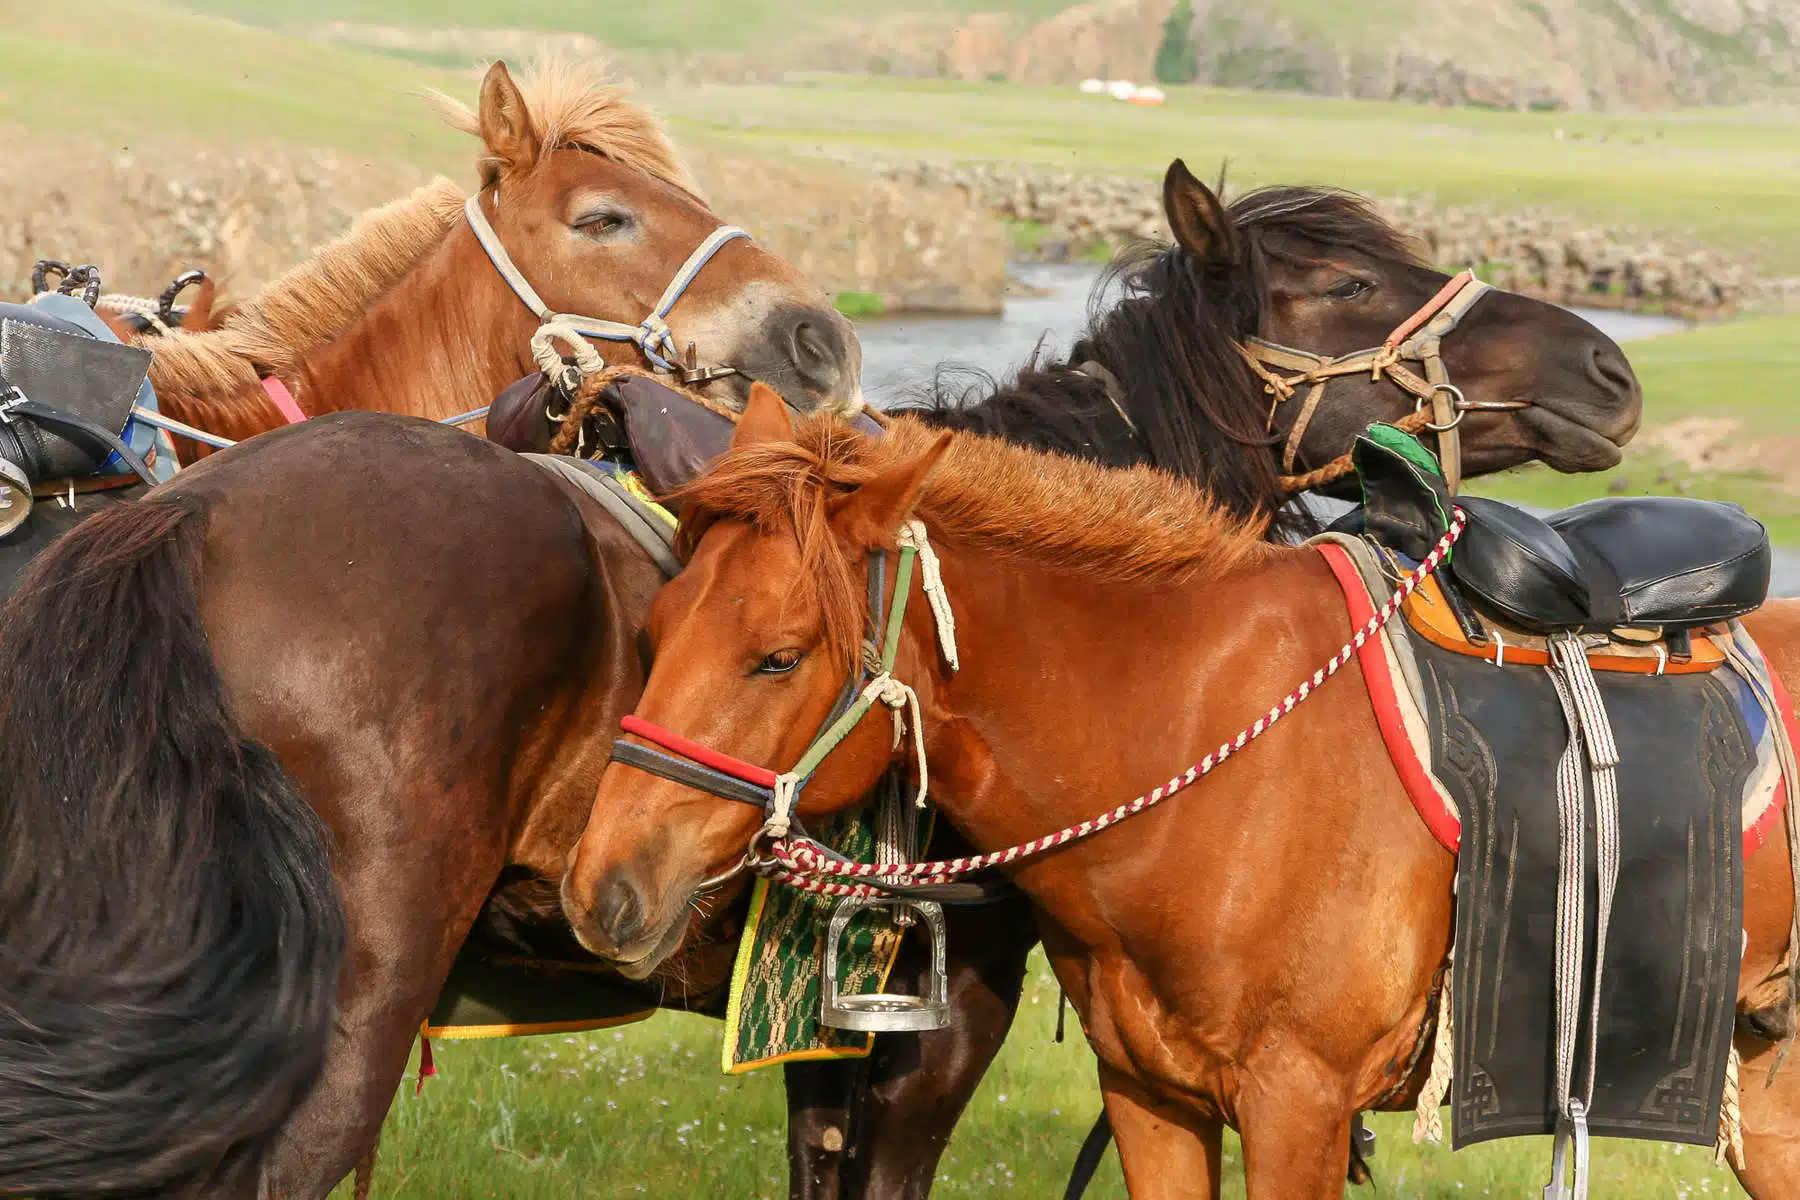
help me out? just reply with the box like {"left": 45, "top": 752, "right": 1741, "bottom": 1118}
{"left": 261, "top": 375, "right": 307, "bottom": 425}
{"left": 1749, "top": 663, "right": 1798, "bottom": 856}
{"left": 1316, "top": 542, "right": 1462, "bottom": 853}
{"left": 1317, "top": 541, "right": 1794, "bottom": 860}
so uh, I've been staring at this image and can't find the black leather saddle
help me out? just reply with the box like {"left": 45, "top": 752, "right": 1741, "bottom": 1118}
{"left": 1347, "top": 425, "right": 1771, "bottom": 634}
{"left": 486, "top": 371, "right": 882, "bottom": 499}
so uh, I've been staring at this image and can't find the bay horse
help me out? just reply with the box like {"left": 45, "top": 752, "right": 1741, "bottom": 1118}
{"left": 562, "top": 390, "right": 1800, "bottom": 1198}
{"left": 0, "top": 164, "right": 1639, "bottom": 1197}
{"left": 138, "top": 57, "right": 862, "bottom": 463}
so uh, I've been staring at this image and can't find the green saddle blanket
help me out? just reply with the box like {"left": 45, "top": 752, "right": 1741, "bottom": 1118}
{"left": 721, "top": 805, "right": 919, "bottom": 1074}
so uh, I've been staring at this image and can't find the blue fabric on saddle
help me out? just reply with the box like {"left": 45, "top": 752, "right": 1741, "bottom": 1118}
{"left": 26, "top": 293, "right": 178, "bottom": 483}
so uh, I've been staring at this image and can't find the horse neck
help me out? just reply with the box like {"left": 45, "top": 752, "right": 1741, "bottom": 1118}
{"left": 296, "top": 227, "right": 535, "bottom": 421}
{"left": 912, "top": 540, "right": 1338, "bottom": 893}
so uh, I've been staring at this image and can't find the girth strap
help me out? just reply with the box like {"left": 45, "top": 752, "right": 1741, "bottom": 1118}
{"left": 1541, "top": 632, "right": 1622, "bottom": 1200}
{"left": 524, "top": 453, "right": 681, "bottom": 578}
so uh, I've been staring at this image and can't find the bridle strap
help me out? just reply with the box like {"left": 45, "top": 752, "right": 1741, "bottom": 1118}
{"left": 464, "top": 191, "right": 751, "bottom": 373}
{"left": 1242, "top": 269, "right": 1501, "bottom": 493}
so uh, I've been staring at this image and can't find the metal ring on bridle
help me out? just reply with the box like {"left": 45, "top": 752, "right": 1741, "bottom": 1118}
{"left": 1420, "top": 383, "right": 1469, "bottom": 431}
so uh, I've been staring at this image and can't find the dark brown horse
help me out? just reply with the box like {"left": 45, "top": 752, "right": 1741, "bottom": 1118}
{"left": 0, "top": 162, "right": 1639, "bottom": 1197}
{"left": 562, "top": 392, "right": 1800, "bottom": 1198}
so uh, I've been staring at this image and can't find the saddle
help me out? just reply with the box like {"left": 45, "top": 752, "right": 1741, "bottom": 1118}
{"left": 486, "top": 371, "right": 881, "bottom": 498}
{"left": 1344, "top": 424, "right": 1770, "bottom": 639}
{"left": 0, "top": 292, "right": 174, "bottom": 543}
{"left": 1323, "top": 426, "right": 1791, "bottom": 1185}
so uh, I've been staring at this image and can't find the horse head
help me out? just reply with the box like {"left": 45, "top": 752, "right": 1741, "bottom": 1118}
{"left": 441, "top": 60, "right": 863, "bottom": 417}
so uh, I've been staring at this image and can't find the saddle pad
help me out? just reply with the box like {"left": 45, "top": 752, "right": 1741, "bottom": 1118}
{"left": 721, "top": 803, "right": 917, "bottom": 1075}
{"left": 424, "top": 947, "right": 655, "bottom": 1040}
{"left": 1315, "top": 537, "right": 1790, "bottom": 1150}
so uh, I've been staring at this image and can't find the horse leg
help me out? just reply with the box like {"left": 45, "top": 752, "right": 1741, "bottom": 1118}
{"left": 1234, "top": 1062, "right": 1355, "bottom": 1200}
{"left": 1731, "top": 1027, "right": 1800, "bottom": 1197}
{"left": 784, "top": 1058, "right": 863, "bottom": 1200}
{"left": 1100, "top": 1066, "right": 1221, "bottom": 1200}
{"left": 255, "top": 786, "right": 507, "bottom": 1199}
{"left": 846, "top": 893, "right": 1036, "bottom": 1199}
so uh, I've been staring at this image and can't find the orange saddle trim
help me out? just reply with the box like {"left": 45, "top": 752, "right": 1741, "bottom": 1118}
{"left": 1402, "top": 573, "right": 1725, "bottom": 675}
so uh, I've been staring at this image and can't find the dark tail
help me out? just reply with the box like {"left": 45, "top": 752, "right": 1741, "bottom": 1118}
{"left": 0, "top": 497, "right": 346, "bottom": 1197}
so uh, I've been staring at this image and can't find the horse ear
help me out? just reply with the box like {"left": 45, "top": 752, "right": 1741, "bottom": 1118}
{"left": 478, "top": 61, "right": 541, "bottom": 175}
{"left": 1163, "top": 158, "right": 1240, "bottom": 263}
{"left": 733, "top": 383, "right": 795, "bottom": 449}
{"left": 831, "top": 434, "right": 952, "bottom": 548}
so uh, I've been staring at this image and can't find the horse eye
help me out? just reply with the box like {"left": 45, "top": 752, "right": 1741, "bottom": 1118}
{"left": 576, "top": 210, "right": 629, "bottom": 235}
{"left": 755, "top": 649, "right": 804, "bottom": 675}
{"left": 1326, "top": 278, "right": 1372, "bottom": 301}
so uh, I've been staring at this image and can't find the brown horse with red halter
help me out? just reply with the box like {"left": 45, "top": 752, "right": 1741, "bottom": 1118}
{"left": 564, "top": 388, "right": 1800, "bottom": 1198}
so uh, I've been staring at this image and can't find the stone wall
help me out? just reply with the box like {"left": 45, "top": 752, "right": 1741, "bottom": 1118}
{"left": 869, "top": 160, "right": 1800, "bottom": 317}
{"left": 0, "top": 127, "right": 1007, "bottom": 315}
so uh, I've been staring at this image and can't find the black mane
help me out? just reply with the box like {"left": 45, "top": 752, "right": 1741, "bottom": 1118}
{"left": 903, "top": 185, "right": 1422, "bottom": 542}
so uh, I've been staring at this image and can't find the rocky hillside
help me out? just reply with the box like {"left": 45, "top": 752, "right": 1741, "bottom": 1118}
{"left": 0, "top": 128, "right": 1006, "bottom": 315}
{"left": 307, "top": 0, "right": 1800, "bottom": 111}
{"left": 871, "top": 159, "right": 1800, "bottom": 316}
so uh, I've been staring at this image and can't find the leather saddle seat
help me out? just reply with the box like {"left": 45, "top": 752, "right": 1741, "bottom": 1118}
{"left": 486, "top": 370, "right": 882, "bottom": 498}
{"left": 1348, "top": 426, "right": 1771, "bottom": 635}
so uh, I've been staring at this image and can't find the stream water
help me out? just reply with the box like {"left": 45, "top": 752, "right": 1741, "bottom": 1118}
{"left": 854, "top": 264, "right": 1797, "bottom": 596}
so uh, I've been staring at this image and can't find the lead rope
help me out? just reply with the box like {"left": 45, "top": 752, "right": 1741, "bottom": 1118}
{"left": 767, "top": 510, "right": 1468, "bottom": 897}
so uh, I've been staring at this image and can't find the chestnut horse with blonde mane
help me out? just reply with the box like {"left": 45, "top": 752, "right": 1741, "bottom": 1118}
{"left": 563, "top": 389, "right": 1800, "bottom": 1198}
{"left": 141, "top": 58, "right": 861, "bottom": 461}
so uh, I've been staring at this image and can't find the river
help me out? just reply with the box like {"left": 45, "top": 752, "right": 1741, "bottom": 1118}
{"left": 854, "top": 263, "right": 1799, "bottom": 597}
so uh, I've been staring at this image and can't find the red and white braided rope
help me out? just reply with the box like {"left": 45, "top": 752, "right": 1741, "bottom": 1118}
{"left": 763, "top": 510, "right": 1467, "bottom": 899}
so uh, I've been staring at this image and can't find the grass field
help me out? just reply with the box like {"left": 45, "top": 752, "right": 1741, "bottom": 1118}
{"left": 1474, "top": 311, "right": 1800, "bottom": 543}
{"left": 644, "top": 76, "right": 1800, "bottom": 273}
{"left": 1, "top": 0, "right": 469, "bottom": 166}
{"left": 177, "top": 0, "right": 1078, "bottom": 55}
{"left": 328, "top": 952, "right": 1747, "bottom": 1198}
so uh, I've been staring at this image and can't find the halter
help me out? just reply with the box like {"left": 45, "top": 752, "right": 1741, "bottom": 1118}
{"left": 1240, "top": 270, "right": 1521, "bottom": 495}
{"left": 464, "top": 191, "right": 751, "bottom": 383}
{"left": 612, "top": 520, "right": 959, "bottom": 852}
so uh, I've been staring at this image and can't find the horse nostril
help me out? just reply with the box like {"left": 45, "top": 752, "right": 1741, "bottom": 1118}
{"left": 596, "top": 875, "right": 646, "bottom": 949}
{"left": 1588, "top": 343, "right": 1639, "bottom": 398}
{"left": 786, "top": 315, "right": 844, "bottom": 396}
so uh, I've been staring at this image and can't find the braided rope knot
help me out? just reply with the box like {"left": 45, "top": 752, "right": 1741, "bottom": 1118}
{"left": 531, "top": 322, "right": 605, "bottom": 394}
{"left": 637, "top": 315, "right": 679, "bottom": 367}
{"left": 761, "top": 772, "right": 802, "bottom": 842}
{"left": 1369, "top": 344, "right": 1403, "bottom": 381}
{"left": 1236, "top": 344, "right": 1298, "bottom": 403}
{"left": 863, "top": 672, "right": 932, "bottom": 810}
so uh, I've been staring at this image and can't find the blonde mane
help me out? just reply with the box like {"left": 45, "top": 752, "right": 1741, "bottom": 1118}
{"left": 677, "top": 415, "right": 1273, "bottom": 662}
{"left": 148, "top": 57, "right": 696, "bottom": 407}
{"left": 428, "top": 57, "right": 699, "bottom": 197}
